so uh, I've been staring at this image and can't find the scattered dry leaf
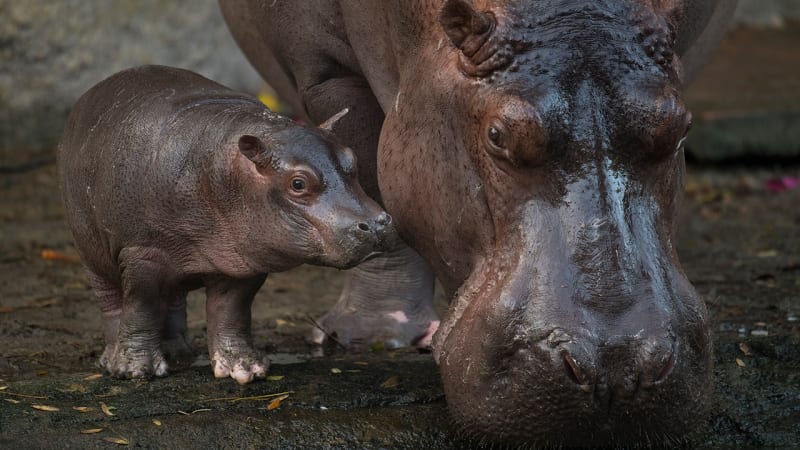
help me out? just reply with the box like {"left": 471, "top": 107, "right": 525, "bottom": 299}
{"left": 58, "top": 384, "right": 86, "bottom": 393}
{"left": 178, "top": 410, "right": 190, "bottom": 415}
{"left": 0, "top": 386, "right": 7, "bottom": 390}
{"left": 267, "top": 394, "right": 290, "bottom": 411}
{"left": 266, "top": 375, "right": 284, "bottom": 381}
{"left": 96, "top": 386, "right": 124, "bottom": 397}
{"left": 32, "top": 404, "right": 59, "bottom": 412}
{"left": 381, "top": 376, "right": 399, "bottom": 389}
{"left": 330, "top": 368, "right": 342, "bottom": 374}
{"left": 5, "top": 399, "right": 20, "bottom": 404}
{"left": 83, "top": 373, "right": 103, "bottom": 381}
{"left": 80, "top": 428, "right": 103, "bottom": 434}
{"left": 735, "top": 358, "right": 746, "bottom": 367}
{"left": 739, "top": 343, "right": 753, "bottom": 356}
{"left": 354, "top": 361, "right": 369, "bottom": 366}
{"left": 40, "top": 249, "right": 81, "bottom": 263}
{"left": 152, "top": 419, "right": 162, "bottom": 426}
{"left": 370, "top": 342, "right": 385, "bottom": 352}
{"left": 100, "top": 402, "right": 116, "bottom": 416}
{"left": 73, "top": 406, "right": 93, "bottom": 413}
{"left": 751, "top": 330, "right": 769, "bottom": 337}
{"left": 756, "top": 250, "right": 778, "bottom": 258}
{"left": 103, "top": 437, "right": 129, "bottom": 445}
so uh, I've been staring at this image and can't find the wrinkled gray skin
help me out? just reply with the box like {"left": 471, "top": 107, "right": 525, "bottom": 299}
{"left": 221, "top": 0, "right": 737, "bottom": 446}
{"left": 57, "top": 65, "right": 395, "bottom": 385}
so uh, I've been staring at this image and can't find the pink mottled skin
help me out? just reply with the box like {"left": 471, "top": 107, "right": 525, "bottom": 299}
{"left": 57, "top": 65, "right": 395, "bottom": 384}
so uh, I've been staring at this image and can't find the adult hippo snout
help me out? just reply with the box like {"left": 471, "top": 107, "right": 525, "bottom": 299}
{"left": 219, "top": 0, "right": 735, "bottom": 445}
{"left": 434, "top": 168, "right": 712, "bottom": 445}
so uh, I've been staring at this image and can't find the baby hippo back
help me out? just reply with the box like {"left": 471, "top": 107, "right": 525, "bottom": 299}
{"left": 58, "top": 65, "right": 271, "bottom": 280}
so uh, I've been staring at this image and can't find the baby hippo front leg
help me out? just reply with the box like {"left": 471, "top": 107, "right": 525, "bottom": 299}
{"left": 205, "top": 274, "right": 269, "bottom": 385}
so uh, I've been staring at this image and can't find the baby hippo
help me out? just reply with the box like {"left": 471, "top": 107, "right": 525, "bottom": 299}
{"left": 58, "top": 65, "right": 395, "bottom": 384}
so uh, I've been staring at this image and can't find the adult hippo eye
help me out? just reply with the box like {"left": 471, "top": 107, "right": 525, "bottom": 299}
{"left": 484, "top": 121, "right": 515, "bottom": 165}
{"left": 488, "top": 126, "right": 502, "bottom": 146}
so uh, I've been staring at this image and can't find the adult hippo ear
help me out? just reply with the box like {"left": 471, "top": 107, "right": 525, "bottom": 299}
{"left": 439, "top": 0, "right": 514, "bottom": 77}
{"left": 318, "top": 107, "right": 349, "bottom": 133}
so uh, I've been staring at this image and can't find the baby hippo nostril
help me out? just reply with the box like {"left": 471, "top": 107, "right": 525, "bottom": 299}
{"left": 375, "top": 212, "right": 392, "bottom": 226}
{"left": 357, "top": 222, "right": 370, "bottom": 232}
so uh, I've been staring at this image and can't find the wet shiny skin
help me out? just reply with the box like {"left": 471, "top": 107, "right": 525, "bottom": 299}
{"left": 220, "top": 0, "right": 735, "bottom": 445}
{"left": 58, "top": 66, "right": 395, "bottom": 385}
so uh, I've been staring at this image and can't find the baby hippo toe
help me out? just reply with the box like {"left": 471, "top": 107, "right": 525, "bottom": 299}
{"left": 99, "top": 344, "right": 169, "bottom": 379}
{"left": 211, "top": 350, "right": 269, "bottom": 385}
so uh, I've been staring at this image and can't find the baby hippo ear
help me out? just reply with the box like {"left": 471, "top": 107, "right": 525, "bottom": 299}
{"left": 238, "top": 135, "right": 271, "bottom": 166}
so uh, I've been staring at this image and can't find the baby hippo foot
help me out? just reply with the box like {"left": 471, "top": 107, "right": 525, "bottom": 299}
{"left": 98, "top": 342, "right": 169, "bottom": 379}
{"left": 209, "top": 340, "right": 269, "bottom": 385}
{"left": 310, "top": 245, "right": 440, "bottom": 350}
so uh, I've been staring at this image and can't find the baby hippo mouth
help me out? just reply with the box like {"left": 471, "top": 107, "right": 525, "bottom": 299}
{"left": 321, "top": 211, "right": 397, "bottom": 268}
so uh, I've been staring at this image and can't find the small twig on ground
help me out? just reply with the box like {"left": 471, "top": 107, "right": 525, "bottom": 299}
{"left": 304, "top": 314, "right": 347, "bottom": 350}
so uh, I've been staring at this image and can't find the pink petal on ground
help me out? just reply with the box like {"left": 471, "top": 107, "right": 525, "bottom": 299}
{"left": 764, "top": 177, "right": 800, "bottom": 193}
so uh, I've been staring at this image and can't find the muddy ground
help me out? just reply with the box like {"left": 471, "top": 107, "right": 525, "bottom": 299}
{"left": 0, "top": 160, "right": 798, "bottom": 449}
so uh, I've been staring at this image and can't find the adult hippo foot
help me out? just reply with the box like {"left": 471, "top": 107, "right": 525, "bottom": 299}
{"left": 98, "top": 342, "right": 169, "bottom": 379}
{"left": 310, "top": 245, "right": 440, "bottom": 350}
{"left": 209, "top": 343, "right": 269, "bottom": 385}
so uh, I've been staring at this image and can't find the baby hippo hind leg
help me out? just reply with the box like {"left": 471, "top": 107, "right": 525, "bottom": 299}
{"left": 310, "top": 245, "right": 440, "bottom": 350}
{"left": 85, "top": 269, "right": 125, "bottom": 372}
{"left": 205, "top": 274, "right": 269, "bottom": 385}
{"left": 161, "top": 293, "right": 196, "bottom": 360}
{"left": 101, "top": 247, "right": 173, "bottom": 379}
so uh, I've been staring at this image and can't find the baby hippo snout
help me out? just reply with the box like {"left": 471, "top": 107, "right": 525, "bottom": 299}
{"left": 356, "top": 211, "right": 393, "bottom": 240}
{"left": 352, "top": 211, "right": 396, "bottom": 259}
{"left": 323, "top": 207, "right": 397, "bottom": 269}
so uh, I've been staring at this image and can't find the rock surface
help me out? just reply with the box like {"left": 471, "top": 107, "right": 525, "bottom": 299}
{"left": 0, "top": 0, "right": 262, "bottom": 166}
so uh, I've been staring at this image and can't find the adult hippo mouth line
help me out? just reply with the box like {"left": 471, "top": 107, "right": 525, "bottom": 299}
{"left": 219, "top": 0, "right": 736, "bottom": 446}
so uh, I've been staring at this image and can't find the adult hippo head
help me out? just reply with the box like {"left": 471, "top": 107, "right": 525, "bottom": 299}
{"left": 377, "top": 1, "right": 713, "bottom": 445}
{"left": 220, "top": 0, "right": 736, "bottom": 446}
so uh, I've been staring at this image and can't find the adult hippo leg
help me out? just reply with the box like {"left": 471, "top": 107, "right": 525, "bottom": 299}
{"left": 219, "top": 0, "right": 440, "bottom": 350}
{"left": 302, "top": 78, "right": 440, "bottom": 349}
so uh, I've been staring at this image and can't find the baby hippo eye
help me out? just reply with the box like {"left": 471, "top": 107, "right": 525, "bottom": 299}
{"left": 291, "top": 177, "right": 306, "bottom": 191}
{"left": 286, "top": 169, "right": 320, "bottom": 200}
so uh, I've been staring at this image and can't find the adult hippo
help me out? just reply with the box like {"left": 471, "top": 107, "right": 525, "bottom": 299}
{"left": 220, "top": 0, "right": 737, "bottom": 446}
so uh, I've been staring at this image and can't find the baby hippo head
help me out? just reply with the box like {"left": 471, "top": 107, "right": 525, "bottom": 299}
{"left": 229, "top": 110, "right": 396, "bottom": 271}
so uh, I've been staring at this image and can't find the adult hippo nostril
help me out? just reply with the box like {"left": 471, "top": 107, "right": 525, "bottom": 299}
{"left": 654, "top": 352, "right": 676, "bottom": 383}
{"left": 563, "top": 353, "right": 586, "bottom": 386}
{"left": 357, "top": 222, "right": 370, "bottom": 232}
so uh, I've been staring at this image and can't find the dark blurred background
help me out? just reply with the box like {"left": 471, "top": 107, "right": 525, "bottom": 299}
{"left": 1, "top": 0, "right": 798, "bottom": 168}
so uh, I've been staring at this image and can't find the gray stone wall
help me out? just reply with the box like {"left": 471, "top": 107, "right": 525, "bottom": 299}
{"left": 0, "top": 0, "right": 797, "bottom": 166}
{"left": 0, "top": 0, "right": 262, "bottom": 167}
{"left": 734, "top": 0, "right": 800, "bottom": 27}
